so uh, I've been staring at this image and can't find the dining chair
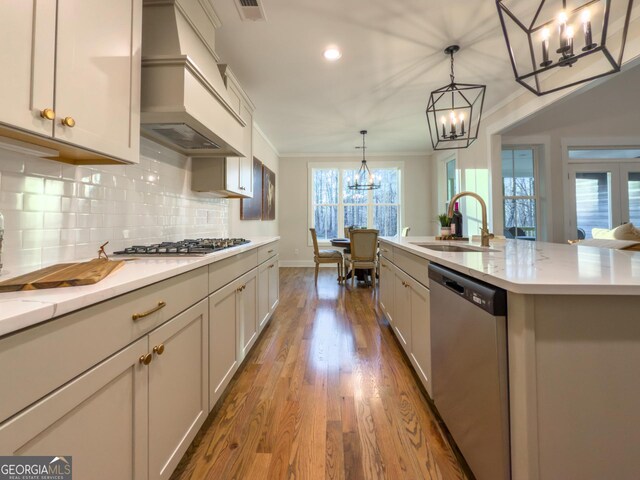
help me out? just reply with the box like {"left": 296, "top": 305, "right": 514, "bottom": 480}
{"left": 309, "top": 228, "right": 343, "bottom": 284}
{"left": 346, "top": 229, "right": 379, "bottom": 288}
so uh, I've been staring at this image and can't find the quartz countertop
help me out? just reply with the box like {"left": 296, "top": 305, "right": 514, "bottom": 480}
{"left": 381, "top": 236, "right": 640, "bottom": 295}
{"left": 0, "top": 237, "right": 279, "bottom": 337}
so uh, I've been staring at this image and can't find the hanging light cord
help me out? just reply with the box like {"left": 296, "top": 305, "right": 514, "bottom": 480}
{"left": 449, "top": 50, "right": 456, "bottom": 84}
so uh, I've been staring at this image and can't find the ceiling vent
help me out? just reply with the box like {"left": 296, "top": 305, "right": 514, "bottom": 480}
{"left": 235, "top": 0, "right": 266, "bottom": 21}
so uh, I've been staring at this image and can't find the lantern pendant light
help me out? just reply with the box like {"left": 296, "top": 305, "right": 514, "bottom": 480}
{"left": 496, "top": 0, "right": 634, "bottom": 96}
{"left": 425, "top": 45, "right": 486, "bottom": 151}
{"left": 348, "top": 130, "right": 380, "bottom": 191}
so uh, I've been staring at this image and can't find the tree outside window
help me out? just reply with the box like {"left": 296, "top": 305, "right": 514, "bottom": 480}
{"left": 311, "top": 166, "right": 401, "bottom": 241}
{"left": 502, "top": 148, "right": 537, "bottom": 239}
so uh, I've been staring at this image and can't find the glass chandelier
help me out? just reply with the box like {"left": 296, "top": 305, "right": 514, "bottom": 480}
{"left": 348, "top": 130, "right": 380, "bottom": 191}
{"left": 425, "top": 45, "right": 486, "bottom": 151}
{"left": 496, "top": 0, "right": 634, "bottom": 96}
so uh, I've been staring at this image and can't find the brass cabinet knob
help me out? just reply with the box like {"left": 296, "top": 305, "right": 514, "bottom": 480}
{"left": 153, "top": 344, "right": 165, "bottom": 355}
{"left": 139, "top": 353, "right": 152, "bottom": 365}
{"left": 40, "top": 108, "right": 55, "bottom": 120}
{"left": 61, "top": 116, "right": 76, "bottom": 128}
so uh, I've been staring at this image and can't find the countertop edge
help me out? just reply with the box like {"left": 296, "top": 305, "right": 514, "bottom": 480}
{"left": 380, "top": 236, "right": 640, "bottom": 295}
{"left": 0, "top": 237, "right": 280, "bottom": 337}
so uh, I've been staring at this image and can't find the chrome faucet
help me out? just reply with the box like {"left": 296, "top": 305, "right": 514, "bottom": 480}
{"left": 448, "top": 191, "right": 492, "bottom": 247}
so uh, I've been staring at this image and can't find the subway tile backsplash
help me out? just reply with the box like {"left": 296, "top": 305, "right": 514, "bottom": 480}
{"left": 0, "top": 138, "right": 229, "bottom": 273}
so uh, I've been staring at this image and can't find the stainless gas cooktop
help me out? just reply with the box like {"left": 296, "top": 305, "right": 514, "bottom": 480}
{"left": 113, "top": 238, "right": 249, "bottom": 256}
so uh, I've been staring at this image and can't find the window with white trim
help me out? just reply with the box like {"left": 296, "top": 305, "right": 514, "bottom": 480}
{"left": 310, "top": 164, "right": 402, "bottom": 242}
{"left": 502, "top": 147, "right": 538, "bottom": 239}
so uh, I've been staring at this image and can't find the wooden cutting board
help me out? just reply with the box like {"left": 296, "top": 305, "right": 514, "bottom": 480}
{"left": 0, "top": 259, "right": 125, "bottom": 292}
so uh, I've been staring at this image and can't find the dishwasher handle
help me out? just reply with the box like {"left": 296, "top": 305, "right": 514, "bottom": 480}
{"left": 428, "top": 263, "right": 507, "bottom": 316}
{"left": 444, "top": 279, "right": 465, "bottom": 295}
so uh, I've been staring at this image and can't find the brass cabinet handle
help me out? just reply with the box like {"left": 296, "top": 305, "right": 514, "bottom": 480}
{"left": 153, "top": 344, "right": 165, "bottom": 355}
{"left": 139, "top": 353, "right": 152, "bottom": 365}
{"left": 61, "top": 116, "right": 76, "bottom": 127}
{"left": 40, "top": 108, "right": 55, "bottom": 120}
{"left": 132, "top": 301, "right": 166, "bottom": 321}
{"left": 237, "top": 285, "right": 245, "bottom": 293}
{"left": 382, "top": 248, "right": 389, "bottom": 252}
{"left": 268, "top": 264, "right": 275, "bottom": 269}
{"left": 267, "top": 249, "right": 274, "bottom": 253}
{"left": 382, "top": 263, "right": 387, "bottom": 267}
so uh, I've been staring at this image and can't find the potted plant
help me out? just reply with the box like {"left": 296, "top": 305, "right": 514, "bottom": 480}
{"left": 438, "top": 213, "right": 452, "bottom": 237}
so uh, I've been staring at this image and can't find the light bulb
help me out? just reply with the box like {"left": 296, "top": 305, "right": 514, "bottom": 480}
{"left": 566, "top": 25, "right": 575, "bottom": 39}
{"left": 541, "top": 27, "right": 550, "bottom": 40}
{"left": 558, "top": 11, "right": 568, "bottom": 24}
{"left": 581, "top": 9, "right": 591, "bottom": 23}
{"left": 459, "top": 113, "right": 465, "bottom": 121}
{"left": 440, "top": 116, "right": 446, "bottom": 124}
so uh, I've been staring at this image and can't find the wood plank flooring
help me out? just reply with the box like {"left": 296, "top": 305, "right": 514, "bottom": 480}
{"left": 172, "top": 267, "right": 467, "bottom": 480}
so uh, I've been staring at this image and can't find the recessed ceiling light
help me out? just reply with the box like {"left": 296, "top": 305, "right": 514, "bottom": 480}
{"left": 323, "top": 47, "right": 342, "bottom": 61}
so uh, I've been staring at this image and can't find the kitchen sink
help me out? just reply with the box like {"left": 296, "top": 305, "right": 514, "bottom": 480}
{"left": 410, "top": 243, "right": 499, "bottom": 253}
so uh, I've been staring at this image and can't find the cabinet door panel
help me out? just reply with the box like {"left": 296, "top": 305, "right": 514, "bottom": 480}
{"left": 258, "top": 262, "right": 270, "bottom": 331}
{"left": 54, "top": 0, "right": 140, "bottom": 162}
{"left": 148, "top": 299, "right": 208, "bottom": 480}
{"left": 238, "top": 104, "right": 253, "bottom": 196}
{"left": 226, "top": 157, "right": 241, "bottom": 194}
{"left": 393, "top": 269, "right": 412, "bottom": 355}
{"left": 268, "top": 258, "right": 279, "bottom": 314}
{"left": 409, "top": 279, "right": 432, "bottom": 397}
{"left": 239, "top": 270, "right": 258, "bottom": 360}
{"left": 379, "top": 259, "right": 395, "bottom": 323}
{"left": 0, "top": 338, "right": 148, "bottom": 480}
{"left": 209, "top": 281, "right": 239, "bottom": 410}
{"left": 0, "top": 0, "right": 55, "bottom": 136}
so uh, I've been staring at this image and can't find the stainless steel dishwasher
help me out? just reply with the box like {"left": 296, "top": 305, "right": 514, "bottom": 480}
{"left": 429, "top": 263, "right": 510, "bottom": 480}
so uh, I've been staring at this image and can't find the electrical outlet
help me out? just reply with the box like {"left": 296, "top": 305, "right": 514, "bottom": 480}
{"left": 294, "top": 248, "right": 299, "bottom": 255}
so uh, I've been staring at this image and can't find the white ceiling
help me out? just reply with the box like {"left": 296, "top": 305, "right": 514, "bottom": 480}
{"left": 212, "top": 0, "right": 523, "bottom": 155}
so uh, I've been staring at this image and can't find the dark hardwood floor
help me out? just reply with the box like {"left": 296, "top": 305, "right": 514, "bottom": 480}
{"left": 172, "top": 267, "right": 467, "bottom": 480}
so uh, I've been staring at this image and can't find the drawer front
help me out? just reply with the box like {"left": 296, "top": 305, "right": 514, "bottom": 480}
{"left": 379, "top": 241, "right": 394, "bottom": 262}
{"left": 257, "top": 241, "right": 279, "bottom": 265}
{"left": 0, "top": 266, "right": 208, "bottom": 423}
{"left": 394, "top": 247, "right": 429, "bottom": 287}
{"left": 209, "top": 249, "right": 258, "bottom": 293}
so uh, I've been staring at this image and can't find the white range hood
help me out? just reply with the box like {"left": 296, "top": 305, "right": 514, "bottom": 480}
{"left": 140, "top": 0, "right": 245, "bottom": 157}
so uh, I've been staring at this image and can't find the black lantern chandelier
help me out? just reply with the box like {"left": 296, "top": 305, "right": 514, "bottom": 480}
{"left": 348, "top": 130, "right": 380, "bottom": 191}
{"left": 496, "top": 0, "right": 634, "bottom": 96}
{"left": 425, "top": 45, "right": 486, "bottom": 151}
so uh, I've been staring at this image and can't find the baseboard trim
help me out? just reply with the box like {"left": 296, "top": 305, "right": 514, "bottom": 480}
{"left": 280, "top": 260, "right": 341, "bottom": 268}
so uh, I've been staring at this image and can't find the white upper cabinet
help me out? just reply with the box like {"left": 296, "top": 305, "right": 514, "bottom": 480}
{"left": 0, "top": 0, "right": 141, "bottom": 164}
{"left": 0, "top": 0, "right": 56, "bottom": 137}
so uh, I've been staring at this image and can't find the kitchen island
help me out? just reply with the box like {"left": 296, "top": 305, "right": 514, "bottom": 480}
{"left": 379, "top": 236, "right": 640, "bottom": 480}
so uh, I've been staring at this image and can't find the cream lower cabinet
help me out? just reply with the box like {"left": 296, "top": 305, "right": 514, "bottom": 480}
{"left": 238, "top": 269, "right": 259, "bottom": 361}
{"left": 379, "top": 258, "right": 395, "bottom": 324}
{"left": 258, "top": 255, "right": 280, "bottom": 332}
{"left": 379, "top": 246, "right": 432, "bottom": 397}
{"left": 0, "top": 299, "right": 209, "bottom": 480}
{"left": 0, "top": 338, "right": 149, "bottom": 480}
{"left": 148, "top": 299, "right": 209, "bottom": 480}
{"left": 393, "top": 268, "right": 413, "bottom": 356}
{"left": 209, "top": 280, "right": 240, "bottom": 409}
{"left": 209, "top": 268, "right": 258, "bottom": 410}
{"left": 406, "top": 275, "right": 432, "bottom": 397}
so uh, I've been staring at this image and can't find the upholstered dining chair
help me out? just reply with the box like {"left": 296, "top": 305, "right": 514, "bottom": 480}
{"left": 346, "top": 229, "right": 379, "bottom": 288}
{"left": 309, "top": 228, "right": 344, "bottom": 284}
